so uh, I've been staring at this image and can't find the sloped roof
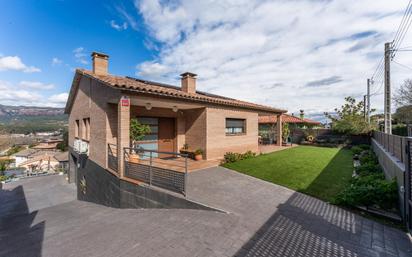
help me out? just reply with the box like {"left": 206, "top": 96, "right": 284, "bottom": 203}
{"left": 19, "top": 154, "right": 58, "bottom": 167}
{"left": 32, "top": 143, "right": 59, "bottom": 150}
{"left": 259, "top": 114, "right": 321, "bottom": 125}
{"left": 13, "top": 149, "right": 38, "bottom": 157}
{"left": 65, "top": 69, "right": 287, "bottom": 114}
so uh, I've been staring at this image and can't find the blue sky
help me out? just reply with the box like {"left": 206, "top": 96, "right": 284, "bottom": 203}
{"left": 0, "top": 0, "right": 152, "bottom": 107}
{"left": 1, "top": 0, "right": 411, "bottom": 121}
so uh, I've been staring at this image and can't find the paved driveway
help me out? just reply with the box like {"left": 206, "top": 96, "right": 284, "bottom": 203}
{"left": 0, "top": 168, "right": 411, "bottom": 257}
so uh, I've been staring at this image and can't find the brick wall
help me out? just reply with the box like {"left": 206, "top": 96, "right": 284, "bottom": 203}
{"left": 68, "top": 76, "right": 120, "bottom": 168}
{"left": 69, "top": 76, "right": 267, "bottom": 164}
{"left": 206, "top": 106, "right": 259, "bottom": 160}
{"left": 185, "top": 108, "right": 207, "bottom": 157}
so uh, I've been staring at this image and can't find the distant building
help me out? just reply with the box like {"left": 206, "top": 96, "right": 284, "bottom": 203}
{"left": 35, "top": 131, "right": 60, "bottom": 137}
{"left": 54, "top": 151, "right": 69, "bottom": 172}
{"left": 32, "top": 138, "right": 63, "bottom": 150}
{"left": 19, "top": 154, "right": 60, "bottom": 174}
{"left": 13, "top": 149, "right": 68, "bottom": 174}
{"left": 13, "top": 148, "right": 38, "bottom": 166}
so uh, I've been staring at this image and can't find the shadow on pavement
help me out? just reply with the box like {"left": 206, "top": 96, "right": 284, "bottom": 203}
{"left": 234, "top": 192, "right": 412, "bottom": 257}
{"left": 0, "top": 185, "right": 45, "bottom": 257}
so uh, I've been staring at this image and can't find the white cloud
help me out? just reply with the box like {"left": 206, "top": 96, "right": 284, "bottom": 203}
{"left": 0, "top": 56, "right": 41, "bottom": 73}
{"left": 134, "top": 0, "right": 412, "bottom": 118}
{"left": 48, "top": 93, "right": 68, "bottom": 104}
{"left": 51, "top": 57, "right": 63, "bottom": 66}
{"left": 20, "top": 81, "right": 55, "bottom": 90}
{"left": 73, "top": 47, "right": 88, "bottom": 65}
{"left": 116, "top": 6, "right": 138, "bottom": 31}
{"left": 110, "top": 20, "right": 128, "bottom": 31}
{"left": 0, "top": 80, "right": 42, "bottom": 105}
{"left": 0, "top": 81, "right": 67, "bottom": 107}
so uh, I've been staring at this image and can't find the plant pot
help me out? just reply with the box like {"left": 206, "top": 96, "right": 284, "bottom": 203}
{"left": 129, "top": 153, "right": 140, "bottom": 163}
{"left": 194, "top": 154, "right": 203, "bottom": 161}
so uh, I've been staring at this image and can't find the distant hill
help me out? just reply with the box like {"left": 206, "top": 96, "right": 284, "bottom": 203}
{"left": 0, "top": 104, "right": 67, "bottom": 134}
{"left": 0, "top": 104, "right": 65, "bottom": 121}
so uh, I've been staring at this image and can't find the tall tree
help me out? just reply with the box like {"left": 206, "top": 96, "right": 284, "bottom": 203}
{"left": 324, "top": 96, "right": 376, "bottom": 135}
{"left": 394, "top": 79, "right": 412, "bottom": 107}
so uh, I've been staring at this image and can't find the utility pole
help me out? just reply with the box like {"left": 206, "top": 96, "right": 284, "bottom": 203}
{"left": 363, "top": 95, "right": 367, "bottom": 121}
{"left": 367, "top": 78, "right": 371, "bottom": 124}
{"left": 384, "top": 42, "right": 392, "bottom": 134}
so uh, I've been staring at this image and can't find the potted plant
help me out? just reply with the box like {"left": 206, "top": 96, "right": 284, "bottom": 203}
{"left": 129, "top": 118, "right": 151, "bottom": 163}
{"left": 194, "top": 149, "right": 203, "bottom": 161}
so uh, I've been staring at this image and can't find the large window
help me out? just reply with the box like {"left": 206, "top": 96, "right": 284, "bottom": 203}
{"left": 226, "top": 118, "right": 246, "bottom": 135}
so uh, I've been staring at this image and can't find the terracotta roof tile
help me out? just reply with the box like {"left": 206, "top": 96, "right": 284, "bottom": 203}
{"left": 259, "top": 114, "right": 321, "bottom": 125}
{"left": 70, "top": 69, "right": 286, "bottom": 114}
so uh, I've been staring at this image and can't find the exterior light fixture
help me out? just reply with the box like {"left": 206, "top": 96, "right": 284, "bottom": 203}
{"left": 145, "top": 103, "right": 152, "bottom": 110}
{"left": 172, "top": 106, "right": 178, "bottom": 112}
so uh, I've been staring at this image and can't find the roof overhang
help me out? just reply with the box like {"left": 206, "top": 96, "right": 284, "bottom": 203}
{"left": 65, "top": 69, "right": 287, "bottom": 115}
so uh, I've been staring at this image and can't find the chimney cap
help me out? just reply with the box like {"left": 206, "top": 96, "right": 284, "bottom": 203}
{"left": 91, "top": 51, "right": 109, "bottom": 59}
{"left": 180, "top": 72, "right": 197, "bottom": 78}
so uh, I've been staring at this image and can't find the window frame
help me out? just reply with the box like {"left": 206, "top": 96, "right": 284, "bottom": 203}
{"left": 225, "top": 118, "right": 246, "bottom": 136}
{"left": 83, "top": 118, "right": 90, "bottom": 141}
{"left": 75, "top": 120, "right": 80, "bottom": 138}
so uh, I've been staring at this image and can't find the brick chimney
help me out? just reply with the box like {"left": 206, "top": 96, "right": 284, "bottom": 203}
{"left": 180, "top": 72, "right": 197, "bottom": 94}
{"left": 91, "top": 52, "right": 109, "bottom": 75}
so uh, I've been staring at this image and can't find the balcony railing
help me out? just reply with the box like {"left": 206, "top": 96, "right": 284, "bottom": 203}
{"left": 124, "top": 147, "right": 188, "bottom": 196}
{"left": 73, "top": 139, "right": 89, "bottom": 155}
{"left": 108, "top": 143, "right": 118, "bottom": 173}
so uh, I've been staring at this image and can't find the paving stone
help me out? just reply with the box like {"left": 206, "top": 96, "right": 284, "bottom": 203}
{"left": 1, "top": 167, "right": 411, "bottom": 257}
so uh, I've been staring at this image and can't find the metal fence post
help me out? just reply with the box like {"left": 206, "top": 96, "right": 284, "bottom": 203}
{"left": 184, "top": 155, "right": 188, "bottom": 198}
{"left": 124, "top": 148, "right": 127, "bottom": 177}
{"left": 149, "top": 151, "right": 152, "bottom": 186}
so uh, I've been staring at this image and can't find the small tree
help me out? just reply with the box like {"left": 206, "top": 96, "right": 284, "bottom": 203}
{"left": 130, "top": 119, "right": 151, "bottom": 148}
{"left": 57, "top": 129, "right": 69, "bottom": 151}
{"left": 324, "top": 96, "right": 375, "bottom": 135}
{"left": 282, "top": 123, "right": 290, "bottom": 142}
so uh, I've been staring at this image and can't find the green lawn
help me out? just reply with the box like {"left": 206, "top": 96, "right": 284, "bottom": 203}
{"left": 223, "top": 146, "right": 353, "bottom": 202}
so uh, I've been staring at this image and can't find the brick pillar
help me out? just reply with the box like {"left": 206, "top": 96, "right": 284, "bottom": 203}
{"left": 117, "top": 96, "right": 130, "bottom": 178}
{"left": 276, "top": 114, "right": 283, "bottom": 146}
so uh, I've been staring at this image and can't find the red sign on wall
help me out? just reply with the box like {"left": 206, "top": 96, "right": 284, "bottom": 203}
{"left": 121, "top": 98, "right": 130, "bottom": 107}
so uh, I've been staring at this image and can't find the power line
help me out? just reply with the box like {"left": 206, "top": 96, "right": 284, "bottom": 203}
{"left": 392, "top": 0, "right": 412, "bottom": 49}
{"left": 392, "top": 0, "right": 412, "bottom": 58}
{"left": 371, "top": 57, "right": 384, "bottom": 80}
{"left": 370, "top": 79, "right": 384, "bottom": 96}
{"left": 392, "top": 59, "right": 412, "bottom": 71}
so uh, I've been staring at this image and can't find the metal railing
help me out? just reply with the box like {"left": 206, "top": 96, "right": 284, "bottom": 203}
{"left": 107, "top": 143, "right": 118, "bottom": 173}
{"left": 123, "top": 147, "right": 188, "bottom": 196}
{"left": 373, "top": 131, "right": 406, "bottom": 163}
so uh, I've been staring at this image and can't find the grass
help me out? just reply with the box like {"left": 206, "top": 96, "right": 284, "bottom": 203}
{"left": 222, "top": 145, "right": 353, "bottom": 202}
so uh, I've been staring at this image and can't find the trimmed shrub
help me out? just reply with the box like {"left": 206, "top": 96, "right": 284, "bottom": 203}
{"left": 356, "top": 163, "right": 382, "bottom": 176}
{"left": 223, "top": 151, "right": 256, "bottom": 163}
{"left": 335, "top": 147, "right": 398, "bottom": 211}
{"left": 359, "top": 150, "right": 378, "bottom": 165}
{"left": 351, "top": 146, "right": 363, "bottom": 155}
{"left": 334, "top": 174, "right": 398, "bottom": 210}
{"left": 357, "top": 144, "right": 371, "bottom": 150}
